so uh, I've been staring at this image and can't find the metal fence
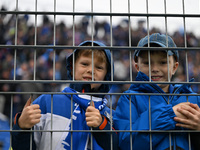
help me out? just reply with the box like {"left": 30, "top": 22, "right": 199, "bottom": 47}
{"left": 0, "top": 0, "right": 200, "bottom": 149}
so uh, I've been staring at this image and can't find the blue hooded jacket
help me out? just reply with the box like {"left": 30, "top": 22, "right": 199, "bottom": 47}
{"left": 12, "top": 41, "right": 114, "bottom": 150}
{"left": 113, "top": 71, "right": 200, "bottom": 150}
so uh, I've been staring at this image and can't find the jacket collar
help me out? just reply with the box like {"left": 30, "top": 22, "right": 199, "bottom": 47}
{"left": 129, "top": 71, "right": 194, "bottom": 94}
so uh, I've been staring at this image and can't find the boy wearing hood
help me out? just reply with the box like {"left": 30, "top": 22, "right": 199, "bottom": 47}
{"left": 12, "top": 41, "right": 115, "bottom": 150}
{"left": 113, "top": 33, "right": 200, "bottom": 150}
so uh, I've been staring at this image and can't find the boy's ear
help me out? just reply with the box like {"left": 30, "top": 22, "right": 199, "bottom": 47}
{"left": 172, "top": 62, "right": 179, "bottom": 75}
{"left": 134, "top": 63, "right": 140, "bottom": 72}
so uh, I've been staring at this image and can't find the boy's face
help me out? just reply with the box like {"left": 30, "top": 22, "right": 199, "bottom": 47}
{"left": 74, "top": 54, "right": 107, "bottom": 90}
{"left": 135, "top": 51, "right": 179, "bottom": 92}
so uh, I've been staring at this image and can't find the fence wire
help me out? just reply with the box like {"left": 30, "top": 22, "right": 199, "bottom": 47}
{"left": 0, "top": 0, "right": 200, "bottom": 150}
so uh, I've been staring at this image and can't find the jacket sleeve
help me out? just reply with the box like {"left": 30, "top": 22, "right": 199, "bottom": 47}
{"left": 190, "top": 95, "right": 200, "bottom": 149}
{"left": 93, "top": 108, "right": 119, "bottom": 150}
{"left": 12, "top": 113, "right": 36, "bottom": 150}
{"left": 113, "top": 94, "right": 177, "bottom": 150}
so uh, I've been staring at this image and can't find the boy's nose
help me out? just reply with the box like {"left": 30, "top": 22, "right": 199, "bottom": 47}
{"left": 87, "top": 68, "right": 92, "bottom": 73}
{"left": 87, "top": 66, "right": 93, "bottom": 74}
{"left": 151, "top": 64, "right": 159, "bottom": 72}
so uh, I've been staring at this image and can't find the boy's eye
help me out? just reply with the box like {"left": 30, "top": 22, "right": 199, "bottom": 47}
{"left": 96, "top": 66, "right": 103, "bottom": 70}
{"left": 161, "top": 61, "right": 167, "bottom": 64}
{"left": 81, "top": 62, "right": 88, "bottom": 66}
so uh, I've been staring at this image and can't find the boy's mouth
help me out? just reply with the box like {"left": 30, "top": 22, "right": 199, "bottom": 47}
{"left": 83, "top": 77, "right": 93, "bottom": 81}
{"left": 151, "top": 76, "right": 162, "bottom": 81}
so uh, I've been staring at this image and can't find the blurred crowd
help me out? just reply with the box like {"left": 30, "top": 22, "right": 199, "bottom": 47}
{"left": 0, "top": 6, "right": 200, "bottom": 120}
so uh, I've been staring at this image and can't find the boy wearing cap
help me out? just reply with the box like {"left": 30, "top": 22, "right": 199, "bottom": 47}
{"left": 113, "top": 33, "right": 200, "bottom": 150}
{"left": 12, "top": 41, "right": 116, "bottom": 150}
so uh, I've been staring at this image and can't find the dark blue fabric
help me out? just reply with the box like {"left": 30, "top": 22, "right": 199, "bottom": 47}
{"left": 0, "top": 115, "right": 10, "bottom": 150}
{"left": 12, "top": 86, "right": 112, "bottom": 150}
{"left": 12, "top": 115, "right": 36, "bottom": 150}
{"left": 61, "top": 88, "right": 104, "bottom": 150}
{"left": 114, "top": 71, "right": 200, "bottom": 150}
{"left": 12, "top": 40, "right": 114, "bottom": 150}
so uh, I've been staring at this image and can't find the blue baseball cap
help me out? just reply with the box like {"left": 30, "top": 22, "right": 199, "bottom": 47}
{"left": 134, "top": 33, "right": 179, "bottom": 62}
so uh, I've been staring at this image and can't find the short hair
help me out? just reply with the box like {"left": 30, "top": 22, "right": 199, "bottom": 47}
{"left": 75, "top": 49, "right": 108, "bottom": 69}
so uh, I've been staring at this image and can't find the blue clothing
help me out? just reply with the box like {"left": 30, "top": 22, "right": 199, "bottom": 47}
{"left": 113, "top": 71, "right": 200, "bottom": 150}
{"left": 12, "top": 87, "right": 112, "bottom": 150}
{"left": 12, "top": 40, "right": 114, "bottom": 150}
{"left": 0, "top": 113, "right": 10, "bottom": 150}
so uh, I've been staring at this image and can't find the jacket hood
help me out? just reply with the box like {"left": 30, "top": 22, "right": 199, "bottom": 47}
{"left": 66, "top": 40, "right": 112, "bottom": 95}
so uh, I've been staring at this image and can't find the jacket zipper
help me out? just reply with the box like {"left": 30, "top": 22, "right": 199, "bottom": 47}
{"left": 141, "top": 76, "right": 169, "bottom": 103}
{"left": 147, "top": 82, "right": 183, "bottom": 150}
{"left": 149, "top": 84, "right": 168, "bottom": 103}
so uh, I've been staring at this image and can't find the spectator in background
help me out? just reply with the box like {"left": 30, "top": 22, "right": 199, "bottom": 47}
{"left": 0, "top": 112, "right": 10, "bottom": 150}
{"left": 0, "top": 6, "right": 7, "bottom": 44}
{"left": 0, "top": 97, "right": 10, "bottom": 150}
{"left": 0, "top": 5, "right": 199, "bottom": 115}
